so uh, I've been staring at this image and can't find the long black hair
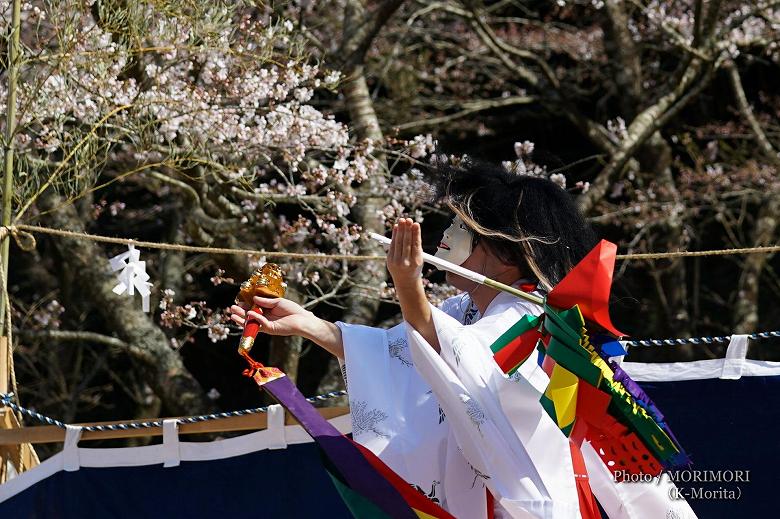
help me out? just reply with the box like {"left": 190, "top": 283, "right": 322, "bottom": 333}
{"left": 425, "top": 157, "right": 597, "bottom": 291}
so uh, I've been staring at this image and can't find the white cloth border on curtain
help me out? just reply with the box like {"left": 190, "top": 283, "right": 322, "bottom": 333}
{"left": 619, "top": 334, "right": 780, "bottom": 382}
{"left": 62, "top": 425, "right": 83, "bottom": 472}
{"left": 162, "top": 419, "right": 180, "bottom": 468}
{"left": 266, "top": 404, "right": 288, "bottom": 450}
{"left": 0, "top": 414, "right": 351, "bottom": 503}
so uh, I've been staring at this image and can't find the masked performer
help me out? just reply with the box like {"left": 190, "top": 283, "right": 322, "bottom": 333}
{"left": 230, "top": 159, "right": 696, "bottom": 519}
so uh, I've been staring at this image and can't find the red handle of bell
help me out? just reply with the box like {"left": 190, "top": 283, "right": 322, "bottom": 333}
{"left": 238, "top": 305, "right": 263, "bottom": 353}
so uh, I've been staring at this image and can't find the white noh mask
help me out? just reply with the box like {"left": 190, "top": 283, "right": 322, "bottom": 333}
{"left": 434, "top": 216, "right": 474, "bottom": 266}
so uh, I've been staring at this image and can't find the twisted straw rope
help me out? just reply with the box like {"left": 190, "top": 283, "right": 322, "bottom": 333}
{"left": 2, "top": 224, "right": 381, "bottom": 260}
{"left": 615, "top": 245, "right": 780, "bottom": 260}
{"left": 2, "top": 224, "right": 778, "bottom": 261}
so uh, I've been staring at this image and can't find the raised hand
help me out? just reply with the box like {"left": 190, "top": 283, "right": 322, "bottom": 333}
{"left": 387, "top": 217, "right": 423, "bottom": 290}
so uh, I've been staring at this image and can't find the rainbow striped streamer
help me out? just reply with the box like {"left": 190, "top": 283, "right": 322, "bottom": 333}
{"left": 250, "top": 369, "right": 455, "bottom": 519}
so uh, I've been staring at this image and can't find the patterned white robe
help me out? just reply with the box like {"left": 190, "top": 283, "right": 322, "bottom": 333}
{"left": 338, "top": 290, "right": 696, "bottom": 518}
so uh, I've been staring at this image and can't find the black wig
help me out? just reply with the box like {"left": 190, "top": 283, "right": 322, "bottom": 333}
{"left": 425, "top": 157, "right": 597, "bottom": 291}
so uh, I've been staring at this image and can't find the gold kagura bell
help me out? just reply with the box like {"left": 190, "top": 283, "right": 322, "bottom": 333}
{"left": 236, "top": 263, "right": 287, "bottom": 354}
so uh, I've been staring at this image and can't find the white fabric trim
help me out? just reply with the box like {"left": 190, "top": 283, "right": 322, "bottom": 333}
{"left": 619, "top": 334, "right": 780, "bottom": 382}
{"left": 3, "top": 460, "right": 18, "bottom": 480}
{"left": 582, "top": 442, "right": 696, "bottom": 519}
{"left": 0, "top": 413, "right": 351, "bottom": 503}
{"left": 721, "top": 334, "right": 749, "bottom": 379}
{"left": 62, "top": 426, "right": 82, "bottom": 472}
{"left": 622, "top": 358, "right": 780, "bottom": 382}
{"left": 266, "top": 404, "right": 287, "bottom": 450}
{"left": 162, "top": 419, "right": 180, "bottom": 468}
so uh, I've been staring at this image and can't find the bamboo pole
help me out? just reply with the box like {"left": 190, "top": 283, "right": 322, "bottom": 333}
{"left": 0, "top": 0, "right": 33, "bottom": 481}
{"left": 0, "top": 0, "right": 21, "bottom": 338}
{"left": 0, "top": 406, "right": 350, "bottom": 445}
{"left": 0, "top": 408, "right": 37, "bottom": 468}
{"left": 0, "top": 337, "right": 6, "bottom": 396}
{"left": 368, "top": 232, "right": 546, "bottom": 306}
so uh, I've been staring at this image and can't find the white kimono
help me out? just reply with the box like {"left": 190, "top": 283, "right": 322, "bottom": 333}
{"left": 338, "top": 291, "right": 696, "bottom": 519}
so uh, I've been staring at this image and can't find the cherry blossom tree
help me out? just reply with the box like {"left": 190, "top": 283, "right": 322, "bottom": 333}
{"left": 2, "top": 0, "right": 778, "bottom": 459}
{"left": 2, "top": 0, "right": 432, "bottom": 430}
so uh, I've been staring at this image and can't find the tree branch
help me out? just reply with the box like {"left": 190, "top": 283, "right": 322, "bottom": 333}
{"left": 145, "top": 170, "right": 241, "bottom": 234}
{"left": 462, "top": 1, "right": 617, "bottom": 153}
{"left": 13, "top": 329, "right": 157, "bottom": 366}
{"left": 394, "top": 95, "right": 535, "bottom": 131}
{"left": 579, "top": 60, "right": 716, "bottom": 213}
{"left": 603, "top": 0, "right": 643, "bottom": 115}
{"left": 726, "top": 60, "right": 780, "bottom": 167}
{"left": 35, "top": 190, "right": 215, "bottom": 416}
{"left": 228, "top": 186, "right": 328, "bottom": 207}
{"left": 464, "top": 1, "right": 559, "bottom": 88}
{"left": 338, "top": 0, "right": 406, "bottom": 67}
{"left": 14, "top": 329, "right": 128, "bottom": 348}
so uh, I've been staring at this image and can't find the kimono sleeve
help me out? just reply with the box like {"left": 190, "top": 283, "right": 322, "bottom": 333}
{"left": 336, "top": 321, "right": 449, "bottom": 506}
{"left": 582, "top": 442, "right": 698, "bottom": 519}
{"left": 407, "top": 305, "right": 581, "bottom": 519}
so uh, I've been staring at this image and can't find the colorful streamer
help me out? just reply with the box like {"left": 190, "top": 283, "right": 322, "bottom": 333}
{"left": 489, "top": 239, "right": 690, "bottom": 476}
{"left": 245, "top": 363, "right": 454, "bottom": 519}
{"left": 547, "top": 240, "right": 624, "bottom": 337}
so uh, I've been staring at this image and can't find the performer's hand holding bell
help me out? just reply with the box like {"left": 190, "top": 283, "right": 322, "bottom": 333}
{"left": 229, "top": 296, "right": 315, "bottom": 337}
{"left": 229, "top": 289, "right": 345, "bottom": 359}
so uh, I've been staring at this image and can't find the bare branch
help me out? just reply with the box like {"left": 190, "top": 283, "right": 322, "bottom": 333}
{"left": 579, "top": 60, "right": 717, "bottom": 213}
{"left": 228, "top": 186, "right": 328, "bottom": 207}
{"left": 726, "top": 60, "right": 780, "bottom": 167}
{"left": 14, "top": 329, "right": 128, "bottom": 348}
{"left": 394, "top": 95, "right": 535, "bottom": 131}
{"left": 339, "top": 0, "right": 406, "bottom": 66}
{"left": 462, "top": 1, "right": 617, "bottom": 152}
{"left": 13, "top": 329, "right": 156, "bottom": 365}
{"left": 145, "top": 171, "right": 241, "bottom": 234}
{"left": 464, "top": 1, "right": 560, "bottom": 88}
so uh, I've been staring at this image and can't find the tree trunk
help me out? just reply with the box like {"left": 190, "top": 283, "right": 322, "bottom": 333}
{"left": 37, "top": 190, "right": 214, "bottom": 416}
{"left": 158, "top": 208, "right": 186, "bottom": 307}
{"left": 317, "top": 67, "right": 390, "bottom": 394}
{"left": 640, "top": 134, "right": 693, "bottom": 347}
{"left": 733, "top": 195, "right": 779, "bottom": 337}
{"left": 315, "top": 0, "right": 403, "bottom": 394}
{"left": 603, "top": 0, "right": 642, "bottom": 118}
